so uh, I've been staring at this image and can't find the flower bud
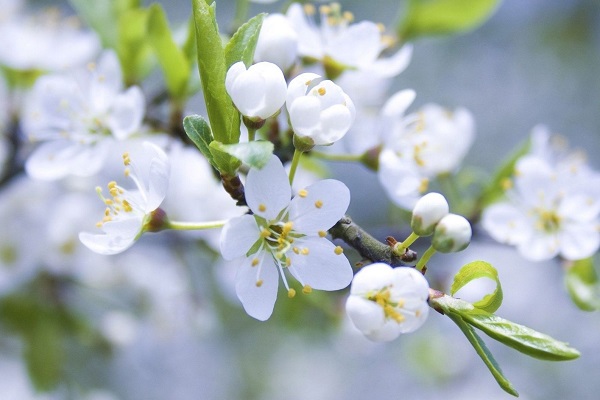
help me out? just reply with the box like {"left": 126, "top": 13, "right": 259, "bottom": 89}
{"left": 254, "top": 14, "right": 298, "bottom": 72}
{"left": 432, "top": 213, "right": 472, "bottom": 253}
{"left": 411, "top": 192, "right": 449, "bottom": 236}
{"left": 225, "top": 61, "right": 287, "bottom": 121}
{"left": 286, "top": 73, "right": 355, "bottom": 145}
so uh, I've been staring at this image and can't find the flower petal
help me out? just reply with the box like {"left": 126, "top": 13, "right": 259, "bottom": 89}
{"left": 108, "top": 86, "right": 145, "bottom": 140}
{"left": 481, "top": 203, "right": 531, "bottom": 245}
{"left": 287, "top": 237, "right": 352, "bottom": 290}
{"left": 346, "top": 296, "right": 385, "bottom": 333}
{"left": 288, "top": 179, "right": 350, "bottom": 233}
{"left": 220, "top": 215, "right": 260, "bottom": 260}
{"left": 235, "top": 252, "right": 279, "bottom": 321}
{"left": 366, "top": 44, "right": 413, "bottom": 78}
{"left": 559, "top": 221, "right": 600, "bottom": 261}
{"left": 245, "top": 155, "right": 291, "bottom": 220}
{"left": 364, "top": 319, "right": 402, "bottom": 342}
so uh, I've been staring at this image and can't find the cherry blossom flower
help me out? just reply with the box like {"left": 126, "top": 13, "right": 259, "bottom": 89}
{"left": 225, "top": 61, "right": 287, "bottom": 121}
{"left": 254, "top": 14, "right": 298, "bottom": 71}
{"left": 22, "top": 50, "right": 145, "bottom": 180}
{"left": 432, "top": 213, "right": 472, "bottom": 253}
{"left": 411, "top": 192, "right": 449, "bottom": 236}
{"left": 286, "top": 72, "right": 355, "bottom": 146}
{"left": 220, "top": 155, "right": 353, "bottom": 320}
{"left": 79, "top": 142, "right": 170, "bottom": 255}
{"left": 286, "top": 2, "right": 412, "bottom": 78}
{"left": 346, "top": 263, "right": 430, "bottom": 342}
{"left": 379, "top": 102, "right": 475, "bottom": 209}
{"left": 482, "top": 147, "right": 600, "bottom": 261}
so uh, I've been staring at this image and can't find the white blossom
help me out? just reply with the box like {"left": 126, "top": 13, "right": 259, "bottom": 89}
{"left": 286, "top": 3, "right": 412, "bottom": 78}
{"left": 411, "top": 192, "right": 449, "bottom": 236}
{"left": 346, "top": 263, "right": 429, "bottom": 342}
{"left": 379, "top": 102, "right": 475, "bottom": 209}
{"left": 482, "top": 134, "right": 600, "bottom": 261}
{"left": 0, "top": 6, "right": 99, "bottom": 72}
{"left": 79, "top": 142, "right": 170, "bottom": 255}
{"left": 220, "top": 155, "right": 353, "bottom": 320}
{"left": 22, "top": 50, "right": 145, "bottom": 180}
{"left": 225, "top": 61, "right": 287, "bottom": 121}
{"left": 286, "top": 72, "right": 355, "bottom": 146}
{"left": 432, "top": 213, "right": 472, "bottom": 253}
{"left": 254, "top": 14, "right": 298, "bottom": 71}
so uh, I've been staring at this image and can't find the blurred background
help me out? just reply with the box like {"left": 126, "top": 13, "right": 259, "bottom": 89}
{"left": 1, "top": 0, "right": 599, "bottom": 399}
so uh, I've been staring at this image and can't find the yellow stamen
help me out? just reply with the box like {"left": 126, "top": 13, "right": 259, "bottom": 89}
{"left": 302, "top": 284, "right": 312, "bottom": 294}
{"left": 298, "top": 189, "right": 308, "bottom": 198}
{"left": 258, "top": 203, "right": 267, "bottom": 212}
{"left": 256, "top": 279, "right": 263, "bottom": 287}
{"left": 251, "top": 258, "right": 259, "bottom": 267}
{"left": 317, "top": 87, "right": 326, "bottom": 96}
{"left": 301, "top": 248, "right": 310, "bottom": 255}
{"left": 288, "top": 288, "right": 297, "bottom": 298}
{"left": 334, "top": 246, "right": 343, "bottom": 255}
{"left": 315, "top": 200, "right": 323, "bottom": 209}
{"left": 318, "top": 230, "right": 327, "bottom": 238}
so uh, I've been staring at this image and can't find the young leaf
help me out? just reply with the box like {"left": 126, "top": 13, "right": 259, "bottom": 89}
{"left": 450, "top": 260, "right": 503, "bottom": 313}
{"left": 192, "top": 0, "right": 240, "bottom": 145}
{"left": 117, "top": 7, "right": 155, "bottom": 84}
{"left": 208, "top": 142, "right": 242, "bottom": 175}
{"left": 210, "top": 140, "right": 274, "bottom": 169}
{"left": 147, "top": 4, "right": 191, "bottom": 100}
{"left": 565, "top": 257, "right": 600, "bottom": 311}
{"left": 183, "top": 115, "right": 214, "bottom": 165}
{"left": 447, "top": 312, "right": 519, "bottom": 397}
{"left": 461, "top": 306, "right": 580, "bottom": 361}
{"left": 398, "top": 0, "right": 502, "bottom": 41}
{"left": 224, "top": 13, "right": 266, "bottom": 69}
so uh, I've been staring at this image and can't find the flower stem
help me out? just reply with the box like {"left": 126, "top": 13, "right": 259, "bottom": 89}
{"left": 393, "top": 231, "right": 420, "bottom": 256}
{"left": 415, "top": 245, "right": 437, "bottom": 272}
{"left": 288, "top": 149, "right": 302, "bottom": 185}
{"left": 310, "top": 151, "right": 362, "bottom": 163}
{"left": 167, "top": 220, "right": 227, "bottom": 231}
{"left": 247, "top": 127, "right": 256, "bottom": 142}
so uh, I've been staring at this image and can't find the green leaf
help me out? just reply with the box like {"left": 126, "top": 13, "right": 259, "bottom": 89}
{"left": 192, "top": 0, "right": 240, "bottom": 145}
{"left": 210, "top": 140, "right": 274, "bottom": 169}
{"left": 208, "top": 142, "right": 242, "bottom": 175}
{"left": 224, "top": 13, "right": 266, "bottom": 69}
{"left": 447, "top": 312, "right": 518, "bottom": 396}
{"left": 478, "top": 137, "right": 531, "bottom": 209}
{"left": 117, "top": 7, "right": 155, "bottom": 84}
{"left": 450, "top": 261, "right": 503, "bottom": 313}
{"left": 147, "top": 4, "right": 191, "bottom": 100}
{"left": 565, "top": 257, "right": 600, "bottom": 311}
{"left": 25, "top": 316, "right": 64, "bottom": 391}
{"left": 398, "top": 0, "right": 501, "bottom": 41}
{"left": 183, "top": 115, "right": 214, "bottom": 161}
{"left": 69, "top": 0, "right": 127, "bottom": 47}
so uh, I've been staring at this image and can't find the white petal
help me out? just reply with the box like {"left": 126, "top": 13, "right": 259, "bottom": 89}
{"left": 245, "top": 155, "right": 291, "bottom": 220}
{"left": 327, "top": 21, "right": 381, "bottom": 68}
{"left": 289, "top": 95, "right": 321, "bottom": 137}
{"left": 346, "top": 296, "right": 385, "bottom": 333}
{"left": 220, "top": 215, "right": 260, "bottom": 260}
{"left": 108, "top": 86, "right": 145, "bottom": 140}
{"left": 144, "top": 142, "right": 170, "bottom": 211}
{"left": 350, "top": 263, "right": 394, "bottom": 295}
{"left": 288, "top": 179, "right": 350, "bottom": 233}
{"left": 235, "top": 253, "right": 279, "bottom": 321}
{"left": 367, "top": 44, "right": 413, "bottom": 78}
{"left": 25, "top": 140, "right": 109, "bottom": 180}
{"left": 517, "top": 233, "right": 559, "bottom": 261}
{"left": 559, "top": 221, "right": 600, "bottom": 260}
{"left": 481, "top": 203, "right": 531, "bottom": 245}
{"left": 397, "top": 302, "right": 429, "bottom": 334}
{"left": 79, "top": 230, "right": 136, "bottom": 255}
{"left": 286, "top": 4, "right": 323, "bottom": 60}
{"left": 365, "top": 319, "right": 402, "bottom": 342}
{"left": 381, "top": 89, "right": 416, "bottom": 119}
{"left": 318, "top": 103, "right": 354, "bottom": 144}
{"left": 558, "top": 194, "right": 600, "bottom": 222}
{"left": 286, "top": 73, "right": 322, "bottom": 112}
{"left": 287, "top": 237, "right": 353, "bottom": 290}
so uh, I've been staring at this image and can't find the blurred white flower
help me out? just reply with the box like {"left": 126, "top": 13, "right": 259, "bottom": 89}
{"left": 432, "top": 213, "right": 472, "bottom": 253}
{"left": 0, "top": 6, "right": 99, "bottom": 71}
{"left": 22, "top": 50, "right": 145, "bottom": 180}
{"left": 254, "top": 13, "right": 298, "bottom": 71}
{"left": 346, "top": 263, "right": 429, "bottom": 342}
{"left": 482, "top": 144, "right": 600, "bottom": 261}
{"left": 79, "top": 142, "right": 169, "bottom": 255}
{"left": 286, "top": 72, "right": 355, "bottom": 146}
{"left": 225, "top": 61, "right": 287, "bottom": 121}
{"left": 379, "top": 102, "right": 475, "bottom": 208}
{"left": 286, "top": 2, "right": 412, "bottom": 78}
{"left": 220, "top": 155, "right": 353, "bottom": 320}
{"left": 411, "top": 192, "right": 449, "bottom": 236}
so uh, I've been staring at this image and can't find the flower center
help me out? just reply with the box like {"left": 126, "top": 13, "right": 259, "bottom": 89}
{"left": 535, "top": 208, "right": 561, "bottom": 233}
{"left": 261, "top": 221, "right": 297, "bottom": 260}
{"left": 368, "top": 287, "right": 405, "bottom": 323}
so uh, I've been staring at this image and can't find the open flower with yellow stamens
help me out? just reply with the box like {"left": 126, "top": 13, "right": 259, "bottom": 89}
{"left": 79, "top": 142, "right": 169, "bottom": 255}
{"left": 346, "top": 263, "right": 430, "bottom": 342}
{"left": 220, "top": 155, "right": 353, "bottom": 321}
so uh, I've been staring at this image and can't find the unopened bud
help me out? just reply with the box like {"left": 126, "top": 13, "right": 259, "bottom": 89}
{"left": 432, "top": 213, "right": 471, "bottom": 253}
{"left": 411, "top": 192, "right": 449, "bottom": 236}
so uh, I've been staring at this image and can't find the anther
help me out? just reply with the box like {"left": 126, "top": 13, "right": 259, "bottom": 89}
{"left": 334, "top": 246, "right": 343, "bottom": 255}
{"left": 256, "top": 279, "right": 264, "bottom": 287}
{"left": 301, "top": 248, "right": 309, "bottom": 255}
{"left": 314, "top": 200, "right": 323, "bottom": 209}
{"left": 317, "top": 87, "right": 326, "bottom": 96}
{"left": 298, "top": 189, "right": 308, "bottom": 198}
{"left": 251, "top": 258, "right": 259, "bottom": 267}
{"left": 302, "top": 284, "right": 312, "bottom": 294}
{"left": 258, "top": 203, "right": 267, "bottom": 212}
{"left": 288, "top": 288, "right": 297, "bottom": 298}
{"left": 318, "top": 230, "right": 327, "bottom": 238}
{"left": 260, "top": 229, "right": 271, "bottom": 238}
